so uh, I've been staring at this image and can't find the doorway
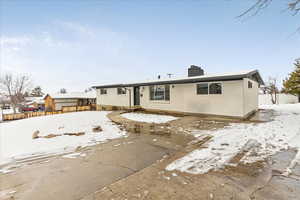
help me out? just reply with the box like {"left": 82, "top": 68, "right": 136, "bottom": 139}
{"left": 133, "top": 86, "right": 140, "bottom": 106}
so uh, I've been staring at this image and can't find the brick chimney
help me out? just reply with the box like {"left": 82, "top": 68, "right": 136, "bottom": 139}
{"left": 188, "top": 65, "right": 204, "bottom": 77}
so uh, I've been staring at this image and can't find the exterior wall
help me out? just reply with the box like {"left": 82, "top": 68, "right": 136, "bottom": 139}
{"left": 44, "top": 95, "right": 55, "bottom": 111}
{"left": 95, "top": 80, "right": 260, "bottom": 118}
{"left": 140, "top": 80, "right": 245, "bottom": 117}
{"left": 96, "top": 87, "right": 134, "bottom": 107}
{"left": 259, "top": 93, "right": 299, "bottom": 105}
{"left": 54, "top": 99, "right": 78, "bottom": 111}
{"left": 243, "top": 78, "right": 259, "bottom": 116}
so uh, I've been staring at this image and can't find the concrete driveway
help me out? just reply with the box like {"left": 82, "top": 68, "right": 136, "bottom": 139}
{"left": 0, "top": 132, "right": 191, "bottom": 200}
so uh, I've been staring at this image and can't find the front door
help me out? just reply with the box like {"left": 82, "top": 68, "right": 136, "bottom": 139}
{"left": 134, "top": 87, "right": 140, "bottom": 106}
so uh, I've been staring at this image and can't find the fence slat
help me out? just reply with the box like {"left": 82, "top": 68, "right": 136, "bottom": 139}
{"left": 2, "top": 105, "right": 93, "bottom": 121}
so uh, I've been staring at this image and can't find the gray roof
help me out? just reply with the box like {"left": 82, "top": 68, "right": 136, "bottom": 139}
{"left": 44, "top": 91, "right": 96, "bottom": 100}
{"left": 92, "top": 70, "right": 264, "bottom": 89}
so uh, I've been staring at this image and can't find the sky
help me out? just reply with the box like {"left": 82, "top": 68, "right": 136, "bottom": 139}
{"left": 0, "top": 0, "right": 299, "bottom": 93}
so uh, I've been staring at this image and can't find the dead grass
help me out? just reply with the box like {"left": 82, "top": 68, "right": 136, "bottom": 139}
{"left": 92, "top": 126, "right": 103, "bottom": 132}
{"left": 32, "top": 131, "right": 86, "bottom": 139}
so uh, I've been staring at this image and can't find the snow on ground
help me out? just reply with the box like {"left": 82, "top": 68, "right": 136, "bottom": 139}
{"left": 121, "top": 112, "right": 178, "bottom": 123}
{"left": 0, "top": 111, "right": 126, "bottom": 166}
{"left": 166, "top": 104, "right": 300, "bottom": 175}
{"left": 1, "top": 108, "right": 20, "bottom": 114}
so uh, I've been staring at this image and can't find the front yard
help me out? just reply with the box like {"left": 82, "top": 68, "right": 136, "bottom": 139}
{"left": 1, "top": 104, "right": 300, "bottom": 200}
{"left": 0, "top": 111, "right": 126, "bottom": 166}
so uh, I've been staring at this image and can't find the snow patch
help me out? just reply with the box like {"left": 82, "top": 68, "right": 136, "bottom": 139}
{"left": 62, "top": 152, "right": 85, "bottom": 159}
{"left": 0, "top": 111, "right": 126, "bottom": 166}
{"left": 166, "top": 104, "right": 300, "bottom": 175}
{"left": 121, "top": 112, "right": 178, "bottom": 123}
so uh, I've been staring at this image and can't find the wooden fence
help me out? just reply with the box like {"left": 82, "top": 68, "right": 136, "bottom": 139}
{"left": 62, "top": 105, "right": 90, "bottom": 112}
{"left": 2, "top": 105, "right": 93, "bottom": 121}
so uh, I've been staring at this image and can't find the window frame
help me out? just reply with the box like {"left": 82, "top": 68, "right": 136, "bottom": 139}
{"left": 149, "top": 85, "right": 170, "bottom": 101}
{"left": 196, "top": 83, "right": 209, "bottom": 95}
{"left": 196, "top": 82, "right": 222, "bottom": 95}
{"left": 117, "top": 87, "right": 126, "bottom": 95}
{"left": 100, "top": 88, "right": 107, "bottom": 95}
{"left": 209, "top": 83, "right": 222, "bottom": 95}
{"left": 248, "top": 81, "right": 253, "bottom": 89}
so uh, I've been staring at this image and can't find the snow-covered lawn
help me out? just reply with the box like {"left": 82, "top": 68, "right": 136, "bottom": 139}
{"left": 121, "top": 112, "right": 178, "bottom": 123}
{"left": 0, "top": 111, "right": 126, "bottom": 166}
{"left": 1, "top": 108, "right": 19, "bottom": 115}
{"left": 167, "top": 104, "right": 300, "bottom": 175}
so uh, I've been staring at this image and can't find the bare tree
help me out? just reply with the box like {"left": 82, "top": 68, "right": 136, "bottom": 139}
{"left": 30, "top": 86, "right": 44, "bottom": 97}
{"left": 84, "top": 87, "right": 93, "bottom": 93}
{"left": 263, "top": 77, "right": 279, "bottom": 104}
{"left": 238, "top": 0, "right": 300, "bottom": 18}
{"left": 0, "top": 73, "right": 32, "bottom": 113}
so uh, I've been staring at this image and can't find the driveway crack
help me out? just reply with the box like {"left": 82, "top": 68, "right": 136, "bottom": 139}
{"left": 98, "top": 161, "right": 138, "bottom": 173}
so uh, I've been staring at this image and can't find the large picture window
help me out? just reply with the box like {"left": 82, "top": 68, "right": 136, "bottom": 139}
{"left": 149, "top": 85, "right": 170, "bottom": 101}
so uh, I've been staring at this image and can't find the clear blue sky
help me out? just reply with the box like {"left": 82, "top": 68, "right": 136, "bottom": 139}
{"left": 0, "top": 0, "right": 299, "bottom": 93}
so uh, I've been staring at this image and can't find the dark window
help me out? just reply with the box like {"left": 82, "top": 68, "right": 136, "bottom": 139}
{"left": 100, "top": 89, "right": 107, "bottom": 95}
{"left": 149, "top": 85, "right": 170, "bottom": 101}
{"left": 117, "top": 87, "right": 126, "bottom": 95}
{"left": 248, "top": 81, "right": 253, "bottom": 89}
{"left": 209, "top": 83, "right": 222, "bottom": 94}
{"left": 197, "top": 83, "right": 209, "bottom": 95}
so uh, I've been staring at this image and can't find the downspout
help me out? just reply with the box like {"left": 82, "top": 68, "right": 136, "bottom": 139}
{"left": 129, "top": 89, "right": 131, "bottom": 109}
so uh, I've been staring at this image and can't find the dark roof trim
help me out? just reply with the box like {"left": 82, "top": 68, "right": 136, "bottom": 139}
{"left": 247, "top": 70, "right": 265, "bottom": 85}
{"left": 92, "top": 70, "right": 264, "bottom": 89}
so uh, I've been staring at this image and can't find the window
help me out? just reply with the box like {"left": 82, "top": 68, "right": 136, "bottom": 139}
{"left": 117, "top": 87, "right": 126, "bottom": 95}
{"left": 197, "top": 83, "right": 209, "bottom": 95}
{"left": 100, "top": 88, "right": 107, "bottom": 95}
{"left": 196, "top": 83, "right": 222, "bottom": 95}
{"left": 248, "top": 81, "right": 253, "bottom": 89}
{"left": 209, "top": 83, "right": 222, "bottom": 94}
{"left": 149, "top": 85, "right": 170, "bottom": 101}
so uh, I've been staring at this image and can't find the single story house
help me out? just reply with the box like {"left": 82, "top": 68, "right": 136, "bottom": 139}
{"left": 24, "top": 96, "right": 45, "bottom": 110}
{"left": 44, "top": 92, "right": 96, "bottom": 111}
{"left": 92, "top": 66, "right": 264, "bottom": 119}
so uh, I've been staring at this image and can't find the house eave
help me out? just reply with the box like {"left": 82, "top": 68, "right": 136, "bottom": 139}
{"left": 92, "top": 70, "right": 265, "bottom": 89}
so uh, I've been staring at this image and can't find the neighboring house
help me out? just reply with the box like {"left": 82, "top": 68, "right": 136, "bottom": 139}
{"left": 24, "top": 96, "right": 45, "bottom": 110}
{"left": 93, "top": 66, "right": 264, "bottom": 119}
{"left": 44, "top": 92, "right": 96, "bottom": 111}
